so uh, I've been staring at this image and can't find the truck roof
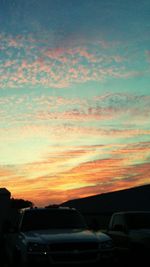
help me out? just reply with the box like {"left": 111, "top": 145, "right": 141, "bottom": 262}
{"left": 20, "top": 206, "right": 76, "bottom": 213}
{"left": 112, "top": 210, "right": 150, "bottom": 215}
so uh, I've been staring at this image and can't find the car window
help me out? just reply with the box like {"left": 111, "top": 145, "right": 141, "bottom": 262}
{"left": 126, "top": 213, "right": 150, "bottom": 229}
{"left": 20, "top": 209, "right": 87, "bottom": 231}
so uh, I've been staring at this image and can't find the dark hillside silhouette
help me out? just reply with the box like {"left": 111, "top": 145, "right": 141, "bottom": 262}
{"left": 62, "top": 184, "right": 150, "bottom": 214}
{"left": 61, "top": 184, "right": 150, "bottom": 229}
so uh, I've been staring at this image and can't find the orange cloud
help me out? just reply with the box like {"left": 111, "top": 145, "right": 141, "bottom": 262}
{"left": 1, "top": 141, "right": 149, "bottom": 206}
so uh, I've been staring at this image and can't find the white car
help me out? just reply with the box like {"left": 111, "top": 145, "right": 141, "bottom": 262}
{"left": 4, "top": 207, "right": 114, "bottom": 266}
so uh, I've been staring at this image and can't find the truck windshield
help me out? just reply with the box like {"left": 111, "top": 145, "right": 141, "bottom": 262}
{"left": 126, "top": 212, "right": 150, "bottom": 229}
{"left": 20, "top": 209, "right": 87, "bottom": 231}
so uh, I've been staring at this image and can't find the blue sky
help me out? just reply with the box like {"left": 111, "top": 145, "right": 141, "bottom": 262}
{"left": 0, "top": 0, "right": 150, "bottom": 206}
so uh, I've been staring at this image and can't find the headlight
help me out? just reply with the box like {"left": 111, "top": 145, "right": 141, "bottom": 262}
{"left": 99, "top": 240, "right": 113, "bottom": 249}
{"left": 27, "top": 242, "right": 48, "bottom": 253}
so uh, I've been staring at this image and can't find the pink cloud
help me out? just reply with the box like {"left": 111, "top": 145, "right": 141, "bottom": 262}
{"left": 1, "top": 33, "right": 138, "bottom": 89}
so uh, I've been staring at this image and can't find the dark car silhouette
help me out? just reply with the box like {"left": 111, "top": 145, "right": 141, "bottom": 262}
{"left": 107, "top": 211, "right": 150, "bottom": 263}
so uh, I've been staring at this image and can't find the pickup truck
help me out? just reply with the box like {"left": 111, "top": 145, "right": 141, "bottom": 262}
{"left": 4, "top": 207, "right": 114, "bottom": 266}
{"left": 106, "top": 211, "right": 150, "bottom": 263}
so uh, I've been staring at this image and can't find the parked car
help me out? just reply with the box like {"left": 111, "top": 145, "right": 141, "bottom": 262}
{"left": 4, "top": 206, "right": 114, "bottom": 266}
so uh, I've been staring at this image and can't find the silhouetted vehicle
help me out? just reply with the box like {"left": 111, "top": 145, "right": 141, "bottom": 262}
{"left": 106, "top": 211, "right": 150, "bottom": 263}
{"left": 4, "top": 206, "right": 114, "bottom": 266}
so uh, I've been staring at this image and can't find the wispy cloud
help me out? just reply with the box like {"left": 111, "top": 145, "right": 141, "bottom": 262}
{"left": 1, "top": 93, "right": 150, "bottom": 127}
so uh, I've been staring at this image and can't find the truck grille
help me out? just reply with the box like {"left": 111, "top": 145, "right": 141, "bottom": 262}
{"left": 49, "top": 242, "right": 99, "bottom": 263}
{"left": 51, "top": 251, "right": 98, "bottom": 262}
{"left": 50, "top": 241, "right": 99, "bottom": 251}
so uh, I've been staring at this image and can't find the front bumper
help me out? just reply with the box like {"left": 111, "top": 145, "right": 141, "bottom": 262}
{"left": 26, "top": 248, "right": 114, "bottom": 266}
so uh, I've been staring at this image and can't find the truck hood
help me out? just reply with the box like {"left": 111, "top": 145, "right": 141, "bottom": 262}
{"left": 21, "top": 229, "right": 110, "bottom": 243}
{"left": 131, "top": 228, "right": 150, "bottom": 238}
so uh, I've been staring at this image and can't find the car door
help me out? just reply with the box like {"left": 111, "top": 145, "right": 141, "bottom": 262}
{"left": 108, "top": 215, "right": 130, "bottom": 254}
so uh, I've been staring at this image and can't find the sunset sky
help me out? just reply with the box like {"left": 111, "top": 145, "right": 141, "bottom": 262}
{"left": 0, "top": 0, "right": 150, "bottom": 207}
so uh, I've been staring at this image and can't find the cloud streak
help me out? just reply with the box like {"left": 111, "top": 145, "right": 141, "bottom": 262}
{"left": 0, "top": 141, "right": 149, "bottom": 206}
{"left": 1, "top": 93, "right": 150, "bottom": 127}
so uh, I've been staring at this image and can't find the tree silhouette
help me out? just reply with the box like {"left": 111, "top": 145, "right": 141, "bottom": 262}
{"left": 11, "top": 198, "right": 33, "bottom": 209}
